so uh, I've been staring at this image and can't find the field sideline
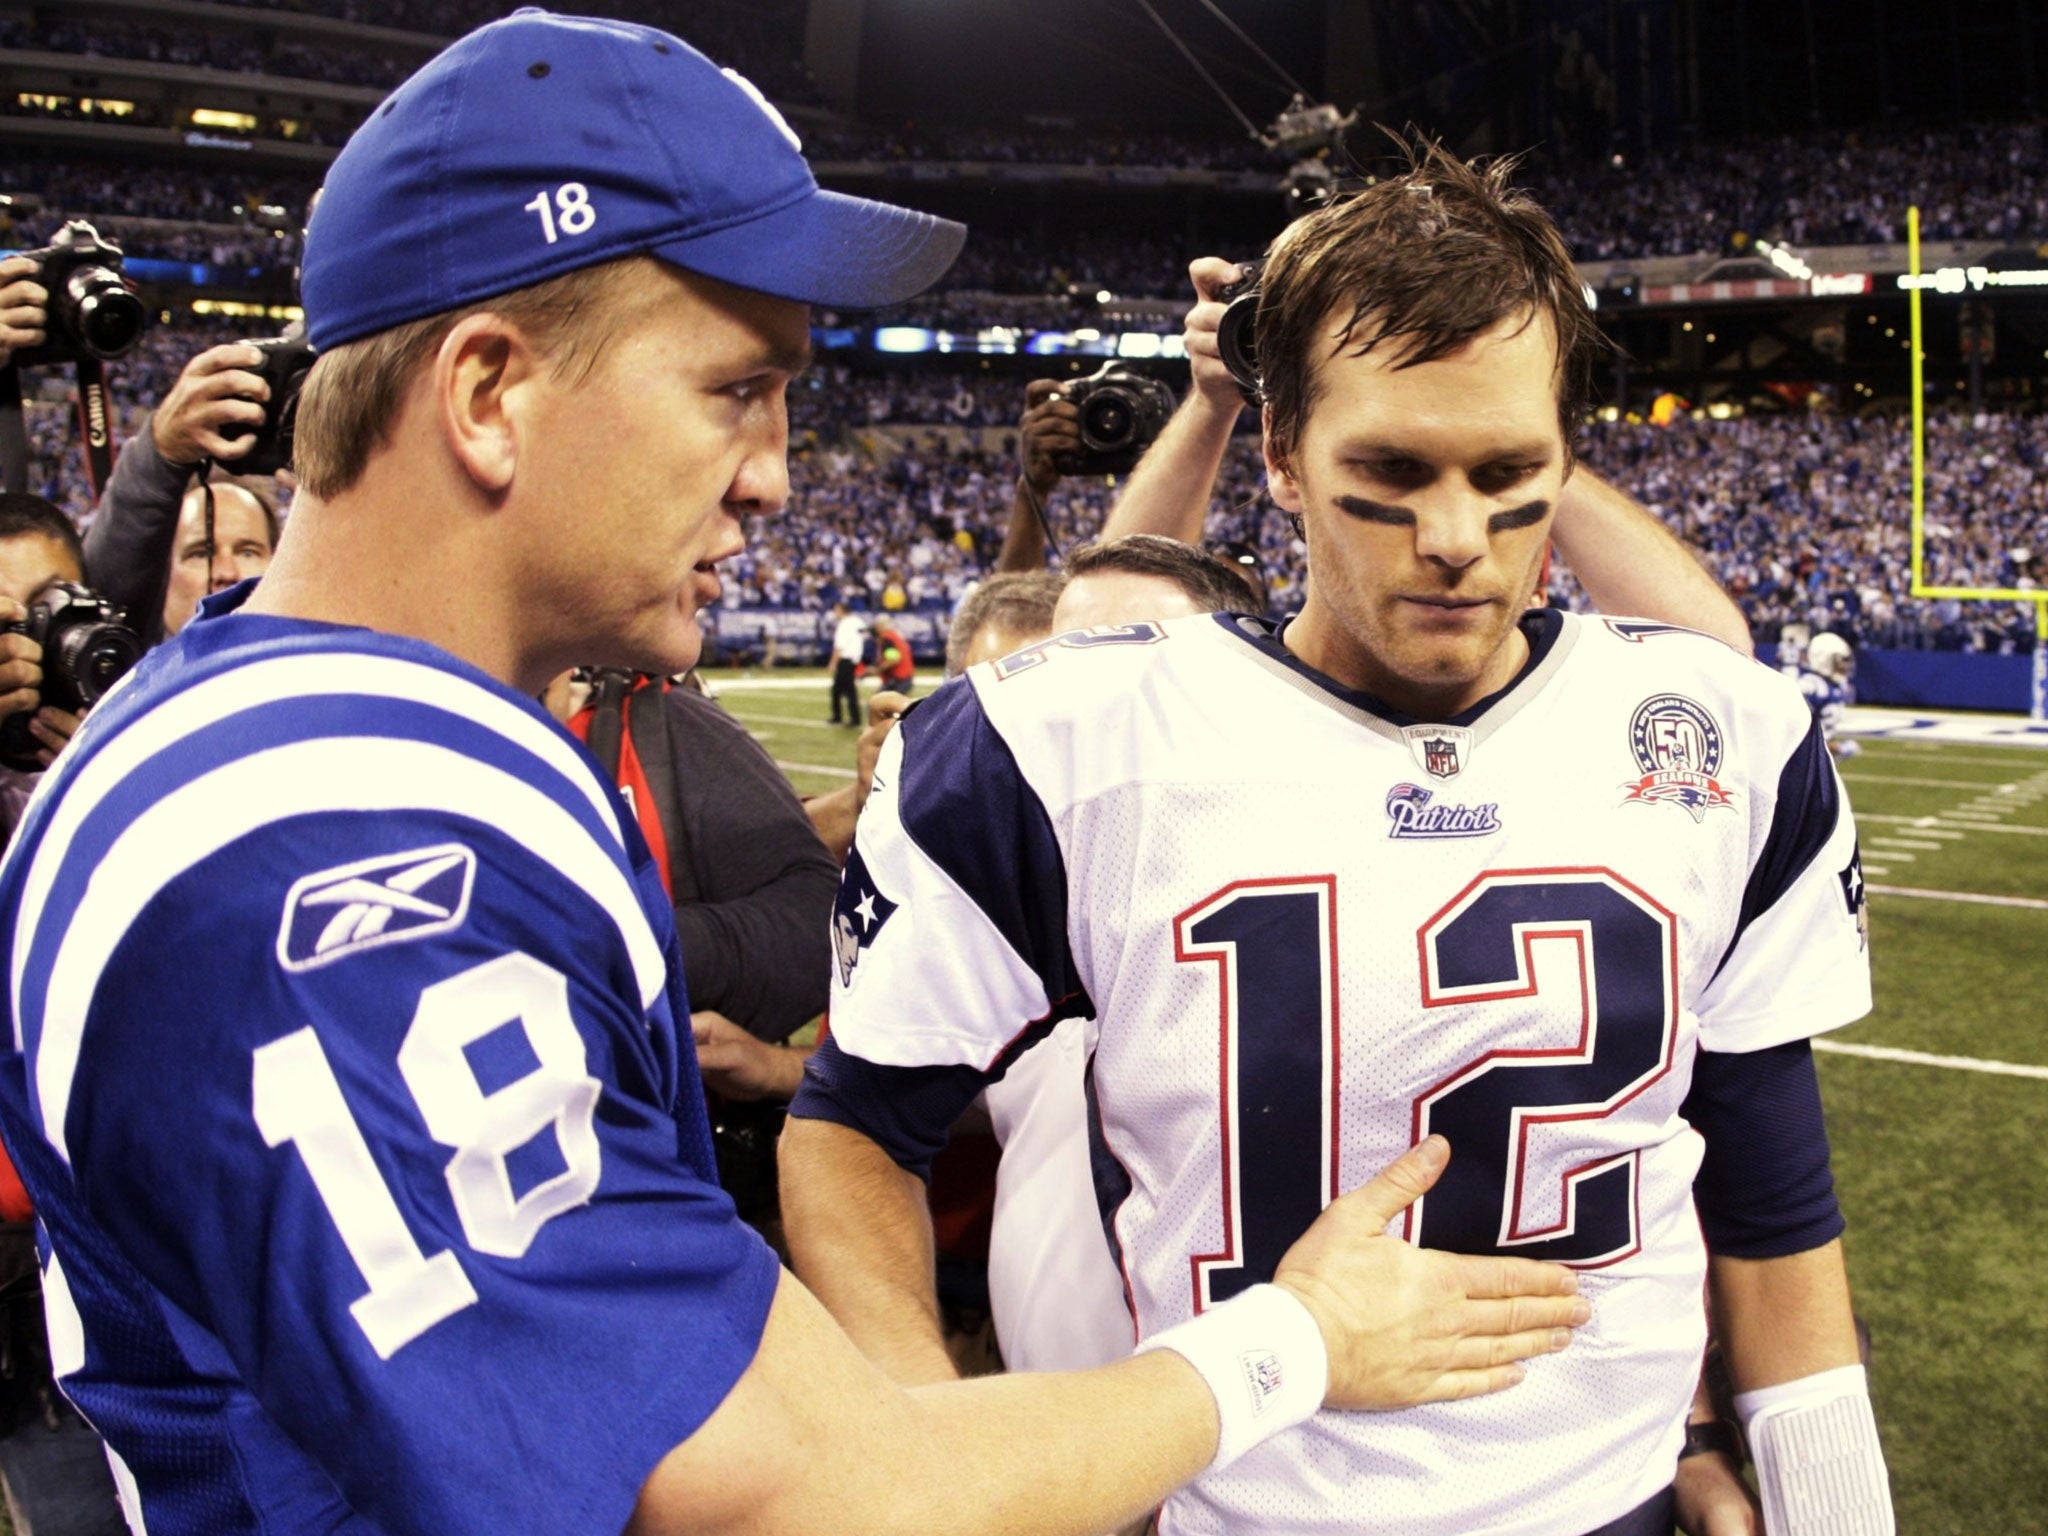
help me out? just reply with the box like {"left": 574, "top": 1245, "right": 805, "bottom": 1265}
{"left": 712, "top": 668, "right": 2048, "bottom": 1534}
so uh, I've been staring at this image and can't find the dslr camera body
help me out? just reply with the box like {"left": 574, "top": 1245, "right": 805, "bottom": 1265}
{"left": 1214, "top": 259, "right": 1264, "bottom": 405}
{"left": 7, "top": 221, "right": 148, "bottom": 368}
{"left": 0, "top": 582, "right": 144, "bottom": 771}
{"left": 1053, "top": 363, "right": 1176, "bottom": 476}
{"left": 221, "top": 334, "right": 316, "bottom": 477}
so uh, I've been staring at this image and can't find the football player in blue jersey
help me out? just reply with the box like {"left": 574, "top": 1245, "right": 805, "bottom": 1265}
{"left": 785, "top": 138, "right": 1894, "bottom": 1536}
{"left": 0, "top": 16, "right": 1599, "bottom": 1536}
{"left": 1800, "top": 632, "right": 1861, "bottom": 759}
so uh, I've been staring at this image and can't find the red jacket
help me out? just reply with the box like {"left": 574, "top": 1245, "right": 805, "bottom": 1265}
{"left": 868, "top": 627, "right": 914, "bottom": 684}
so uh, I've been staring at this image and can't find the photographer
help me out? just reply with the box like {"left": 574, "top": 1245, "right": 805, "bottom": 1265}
{"left": 0, "top": 257, "right": 49, "bottom": 372}
{"left": 160, "top": 475, "right": 277, "bottom": 636}
{"left": 549, "top": 668, "right": 839, "bottom": 1246}
{"left": 994, "top": 378, "right": 1081, "bottom": 572}
{"left": 1093, "top": 257, "right": 1250, "bottom": 549}
{"left": 85, "top": 342, "right": 276, "bottom": 646}
{"left": 0, "top": 492, "right": 125, "bottom": 1536}
{"left": 0, "top": 494, "right": 90, "bottom": 824}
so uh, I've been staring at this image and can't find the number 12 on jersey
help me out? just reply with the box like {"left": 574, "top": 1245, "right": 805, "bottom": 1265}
{"left": 1175, "top": 869, "right": 1679, "bottom": 1313}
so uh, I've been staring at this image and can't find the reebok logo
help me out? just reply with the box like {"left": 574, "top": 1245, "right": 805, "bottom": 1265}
{"left": 276, "top": 844, "right": 476, "bottom": 972}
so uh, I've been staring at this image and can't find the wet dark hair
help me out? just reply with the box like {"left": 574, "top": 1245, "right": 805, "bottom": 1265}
{"left": 1259, "top": 133, "right": 1604, "bottom": 470}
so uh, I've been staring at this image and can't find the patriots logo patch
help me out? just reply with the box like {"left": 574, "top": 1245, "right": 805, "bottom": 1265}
{"left": 833, "top": 846, "right": 899, "bottom": 989}
{"left": 276, "top": 844, "right": 476, "bottom": 972}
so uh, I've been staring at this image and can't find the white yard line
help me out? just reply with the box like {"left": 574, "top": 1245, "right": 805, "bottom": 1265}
{"left": 1813, "top": 1039, "right": 2048, "bottom": 1082}
{"left": 1840, "top": 773, "right": 2023, "bottom": 790}
{"left": 1861, "top": 749, "right": 2048, "bottom": 767}
{"left": 1867, "top": 839, "right": 1946, "bottom": 851}
{"left": 728, "top": 712, "right": 862, "bottom": 734}
{"left": 709, "top": 676, "right": 938, "bottom": 694}
{"left": 1869, "top": 883, "right": 2048, "bottom": 910}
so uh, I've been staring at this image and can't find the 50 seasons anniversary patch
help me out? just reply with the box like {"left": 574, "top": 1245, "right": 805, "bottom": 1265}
{"left": 1622, "top": 694, "right": 1736, "bottom": 822}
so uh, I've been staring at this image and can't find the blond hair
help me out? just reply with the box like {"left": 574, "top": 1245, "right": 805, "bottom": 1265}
{"left": 293, "top": 256, "right": 656, "bottom": 499}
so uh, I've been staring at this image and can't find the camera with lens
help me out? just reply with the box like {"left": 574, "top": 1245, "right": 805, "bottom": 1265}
{"left": 7, "top": 221, "right": 148, "bottom": 368}
{"left": 0, "top": 583, "right": 144, "bottom": 771}
{"left": 1214, "top": 259, "right": 1264, "bottom": 405}
{"left": 220, "top": 334, "right": 316, "bottom": 477}
{"left": 1053, "top": 363, "right": 1176, "bottom": 476}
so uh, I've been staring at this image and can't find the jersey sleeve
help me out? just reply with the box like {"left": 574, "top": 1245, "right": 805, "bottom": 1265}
{"left": 789, "top": 677, "right": 1092, "bottom": 1172}
{"left": 27, "top": 791, "right": 778, "bottom": 1536}
{"left": 1694, "top": 710, "right": 1872, "bottom": 1051}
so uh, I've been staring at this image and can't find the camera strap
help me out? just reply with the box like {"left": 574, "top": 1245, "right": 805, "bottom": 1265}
{"left": 0, "top": 362, "right": 114, "bottom": 498}
{"left": 0, "top": 368, "right": 24, "bottom": 495}
{"left": 1017, "top": 476, "right": 1063, "bottom": 563}
{"left": 192, "top": 459, "right": 218, "bottom": 583}
{"left": 71, "top": 360, "right": 114, "bottom": 498}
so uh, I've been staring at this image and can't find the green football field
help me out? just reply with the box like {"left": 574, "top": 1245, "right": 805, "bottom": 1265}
{"left": 710, "top": 668, "right": 2048, "bottom": 1534}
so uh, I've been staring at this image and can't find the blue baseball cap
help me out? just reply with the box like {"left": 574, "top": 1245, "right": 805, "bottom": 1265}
{"left": 302, "top": 9, "right": 965, "bottom": 350}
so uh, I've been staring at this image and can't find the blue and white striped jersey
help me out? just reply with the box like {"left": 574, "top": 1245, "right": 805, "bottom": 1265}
{"left": 0, "top": 586, "right": 778, "bottom": 1535}
{"left": 1798, "top": 666, "right": 1853, "bottom": 740}
{"left": 796, "top": 608, "right": 1871, "bottom": 1536}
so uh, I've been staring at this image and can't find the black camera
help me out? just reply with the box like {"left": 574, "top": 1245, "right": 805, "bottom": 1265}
{"left": 1053, "top": 363, "right": 1176, "bottom": 476}
{"left": 7, "top": 221, "right": 148, "bottom": 368}
{"left": 1215, "top": 259, "right": 1264, "bottom": 405}
{"left": 220, "top": 334, "right": 315, "bottom": 477}
{"left": 0, "top": 583, "right": 144, "bottom": 771}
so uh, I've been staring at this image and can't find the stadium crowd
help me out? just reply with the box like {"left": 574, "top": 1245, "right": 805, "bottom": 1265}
{"left": 0, "top": 14, "right": 416, "bottom": 88}
{"left": 12, "top": 108, "right": 2048, "bottom": 293}
{"left": 676, "top": 383, "right": 2048, "bottom": 654}
{"left": 14, "top": 327, "right": 2043, "bottom": 656}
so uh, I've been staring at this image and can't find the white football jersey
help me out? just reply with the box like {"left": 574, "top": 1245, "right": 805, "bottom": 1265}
{"left": 983, "top": 1016, "right": 1135, "bottom": 1372}
{"left": 827, "top": 610, "right": 1870, "bottom": 1536}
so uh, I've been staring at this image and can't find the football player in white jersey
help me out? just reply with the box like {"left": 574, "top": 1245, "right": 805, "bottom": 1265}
{"left": 784, "top": 138, "right": 1892, "bottom": 1536}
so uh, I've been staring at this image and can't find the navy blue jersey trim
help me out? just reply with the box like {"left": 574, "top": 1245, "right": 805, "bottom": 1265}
{"left": 1083, "top": 1051, "right": 1138, "bottom": 1332}
{"left": 1684, "top": 1040, "right": 1844, "bottom": 1259}
{"left": 1214, "top": 608, "right": 1564, "bottom": 729}
{"left": 788, "top": 995, "right": 1088, "bottom": 1179}
{"left": 789, "top": 1037, "right": 991, "bottom": 1181}
{"left": 895, "top": 678, "right": 1094, "bottom": 1014}
{"left": 1711, "top": 715, "right": 1841, "bottom": 983}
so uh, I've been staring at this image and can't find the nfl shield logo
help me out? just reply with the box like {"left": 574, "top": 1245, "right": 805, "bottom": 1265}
{"left": 1402, "top": 724, "right": 1473, "bottom": 780}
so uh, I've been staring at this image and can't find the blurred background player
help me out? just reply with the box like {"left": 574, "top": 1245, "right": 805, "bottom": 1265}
{"left": 1802, "top": 632, "right": 1861, "bottom": 760}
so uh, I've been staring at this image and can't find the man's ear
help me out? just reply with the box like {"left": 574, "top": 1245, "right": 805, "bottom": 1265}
{"left": 434, "top": 313, "right": 538, "bottom": 495}
{"left": 1262, "top": 403, "right": 1304, "bottom": 514}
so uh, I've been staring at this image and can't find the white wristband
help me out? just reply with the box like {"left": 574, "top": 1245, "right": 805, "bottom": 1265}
{"left": 1135, "top": 1285, "right": 1328, "bottom": 1471}
{"left": 1734, "top": 1364, "right": 1894, "bottom": 1535}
